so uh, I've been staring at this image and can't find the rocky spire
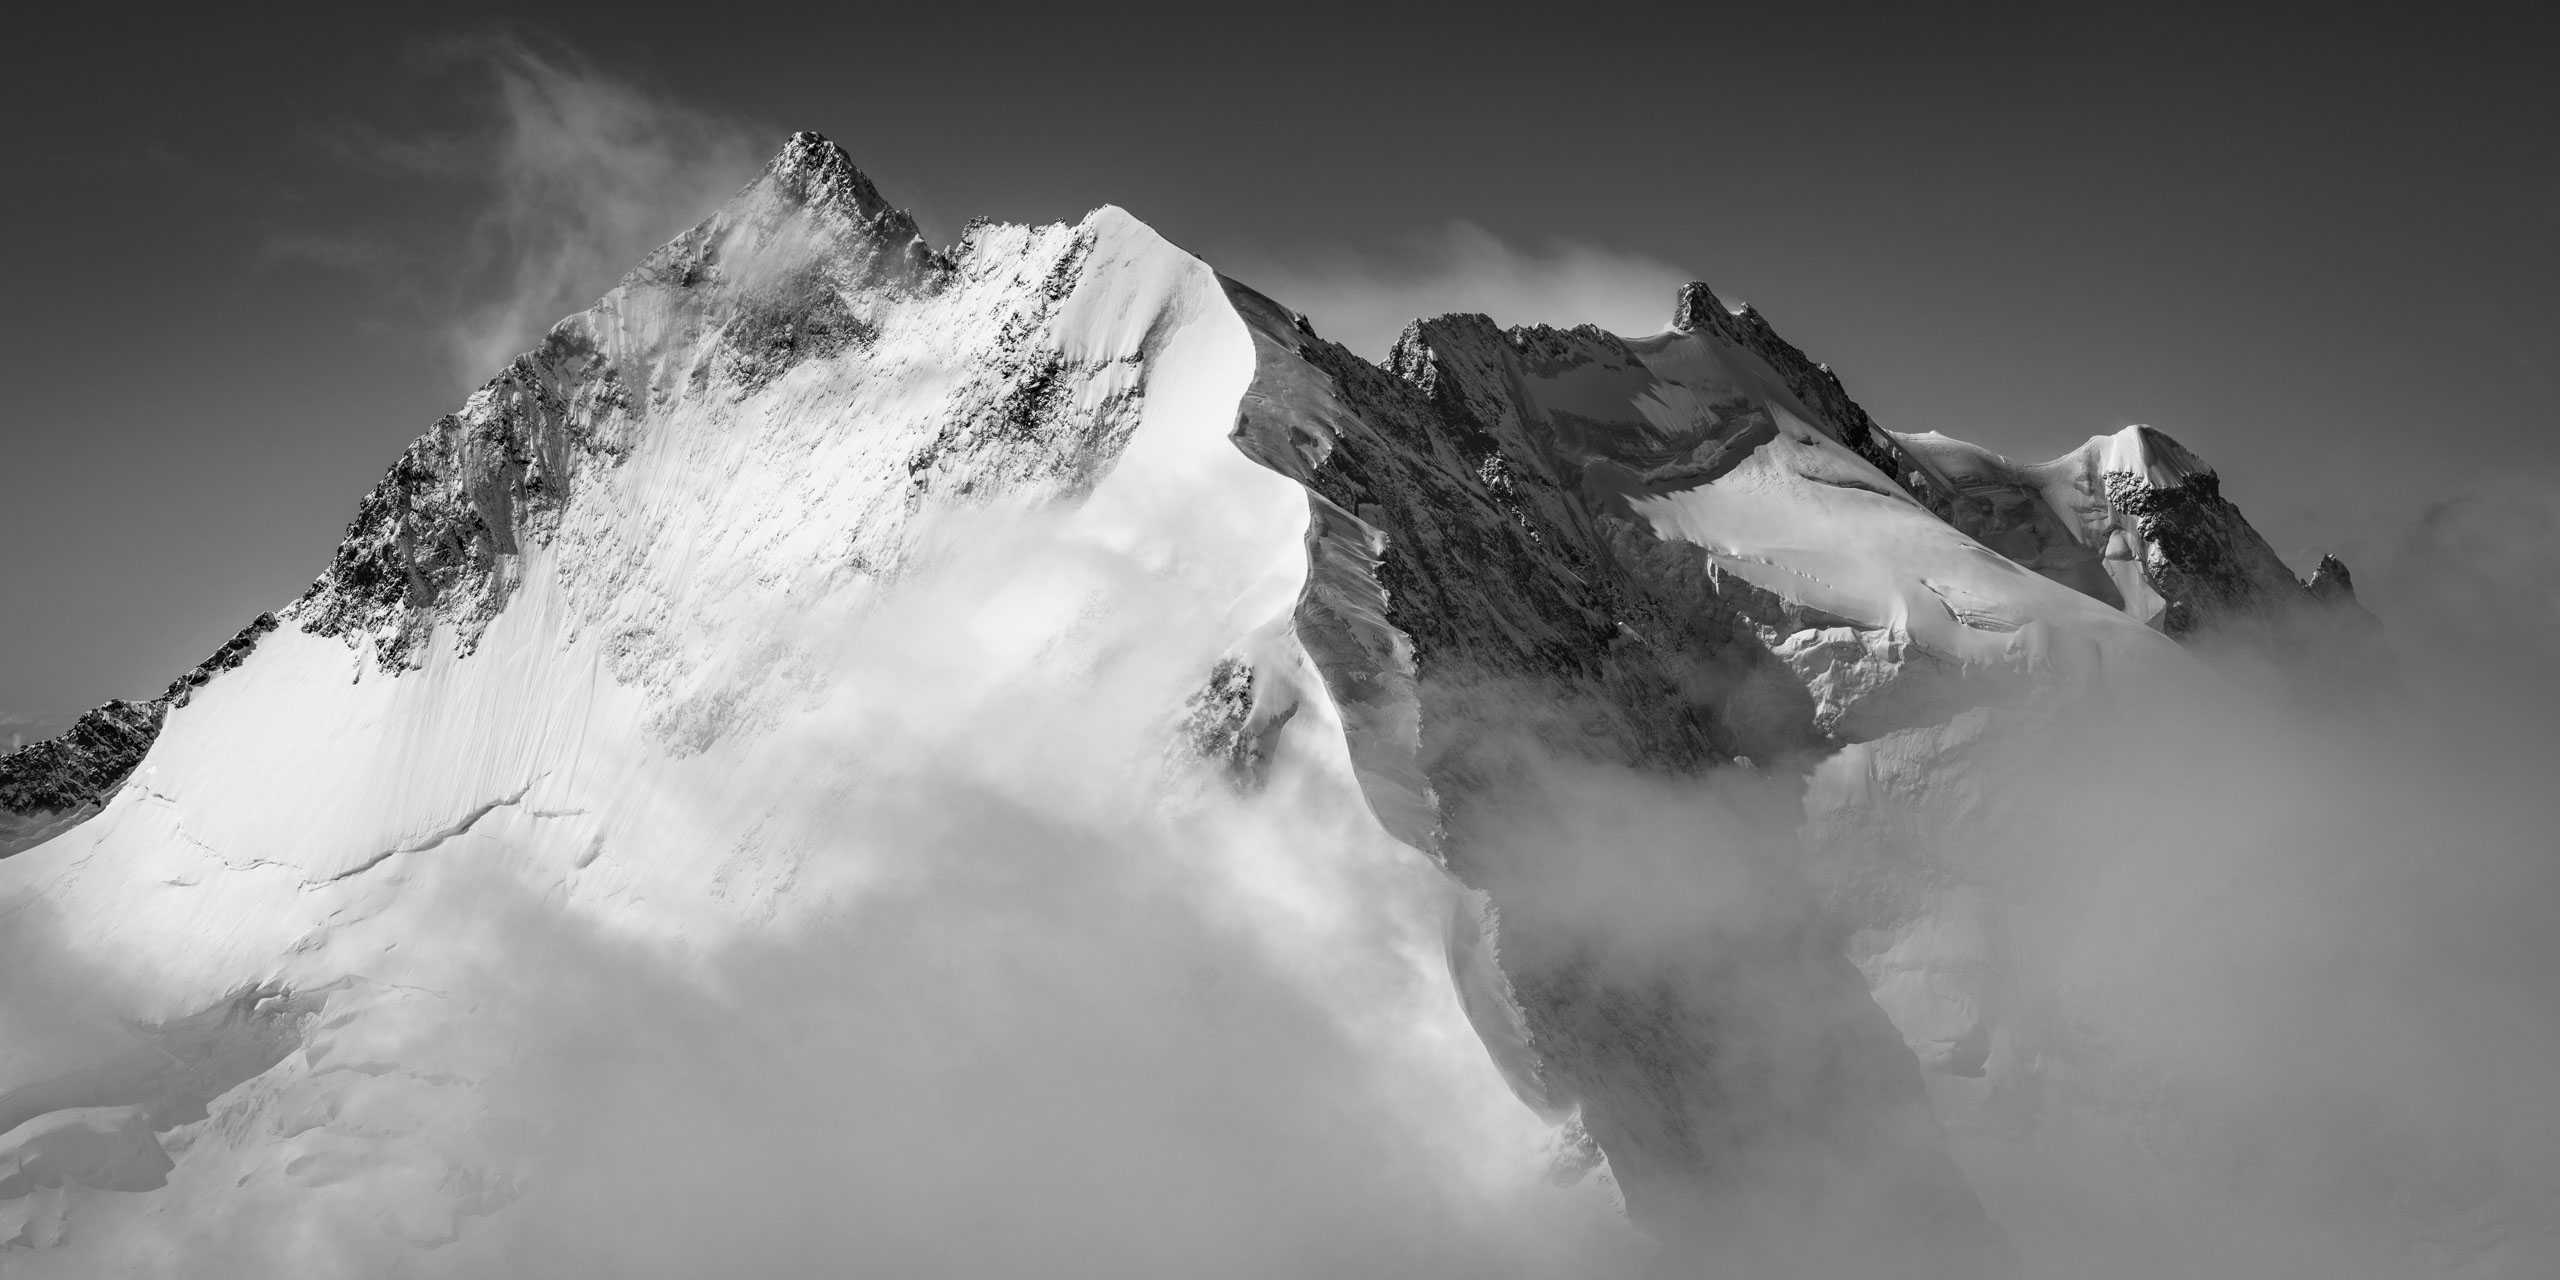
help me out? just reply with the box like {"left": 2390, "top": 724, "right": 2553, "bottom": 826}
{"left": 1668, "top": 281, "right": 1957, "bottom": 517}
{"left": 1669, "top": 281, "right": 1737, "bottom": 335}
{"left": 763, "top": 130, "right": 896, "bottom": 222}
{"left": 2305, "top": 553, "right": 2358, "bottom": 603}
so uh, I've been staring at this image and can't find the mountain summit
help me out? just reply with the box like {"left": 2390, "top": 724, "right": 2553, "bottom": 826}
{"left": 0, "top": 133, "right": 2418, "bottom": 1275}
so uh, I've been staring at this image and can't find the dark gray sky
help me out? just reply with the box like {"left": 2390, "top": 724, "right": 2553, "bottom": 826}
{"left": 4, "top": 2, "right": 2555, "bottom": 729}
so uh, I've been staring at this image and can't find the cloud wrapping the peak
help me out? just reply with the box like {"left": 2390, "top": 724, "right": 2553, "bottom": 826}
{"left": 440, "top": 38, "right": 773, "bottom": 377}
{"left": 287, "top": 34, "right": 778, "bottom": 382}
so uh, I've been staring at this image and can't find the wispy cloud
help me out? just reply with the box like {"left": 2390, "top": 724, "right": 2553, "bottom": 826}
{"left": 282, "top": 34, "right": 775, "bottom": 382}
{"left": 1227, "top": 223, "right": 1697, "bottom": 360}
{"left": 300, "top": 115, "right": 479, "bottom": 179}
{"left": 2375, "top": 470, "right": 2560, "bottom": 637}
{"left": 435, "top": 36, "right": 771, "bottom": 377}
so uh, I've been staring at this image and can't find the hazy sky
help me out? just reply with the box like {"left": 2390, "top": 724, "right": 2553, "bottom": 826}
{"left": 4, "top": 2, "right": 2555, "bottom": 725}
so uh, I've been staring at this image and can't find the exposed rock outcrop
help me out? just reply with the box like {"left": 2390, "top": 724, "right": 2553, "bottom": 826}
{"left": 1224, "top": 278, "right": 2013, "bottom": 1275}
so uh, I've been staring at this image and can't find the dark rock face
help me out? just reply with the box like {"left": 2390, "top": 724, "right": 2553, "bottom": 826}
{"left": 2099, "top": 443, "right": 2306, "bottom": 636}
{"left": 1220, "top": 278, "right": 2011, "bottom": 1275}
{"left": 291, "top": 325, "right": 635, "bottom": 669}
{"left": 1670, "top": 283, "right": 1961, "bottom": 519}
{"left": 1225, "top": 285, "right": 1822, "bottom": 845}
{"left": 2305, "top": 552, "right": 2358, "bottom": 604}
{"left": 162, "top": 612, "right": 279, "bottom": 708}
{"left": 3, "top": 612, "right": 288, "bottom": 857}
{"left": 0, "top": 700, "right": 165, "bottom": 821}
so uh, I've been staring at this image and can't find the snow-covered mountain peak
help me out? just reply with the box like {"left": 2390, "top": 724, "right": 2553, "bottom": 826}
{"left": 761, "top": 129, "right": 891, "bottom": 215}
{"left": 627, "top": 130, "right": 933, "bottom": 297}
{"left": 1666, "top": 279, "right": 1742, "bottom": 332}
{"left": 0, "top": 140, "right": 2444, "bottom": 1274}
{"left": 2096, "top": 421, "right": 2212, "bottom": 489}
{"left": 1888, "top": 421, "right": 2347, "bottom": 633}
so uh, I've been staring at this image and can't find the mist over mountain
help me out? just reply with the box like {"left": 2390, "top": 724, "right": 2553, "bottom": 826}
{"left": 2, "top": 130, "right": 2553, "bottom": 1278}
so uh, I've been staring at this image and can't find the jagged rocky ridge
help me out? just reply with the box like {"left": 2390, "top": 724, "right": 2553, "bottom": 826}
{"left": 1, "top": 132, "right": 2380, "bottom": 1269}
{"left": 0, "top": 614, "right": 277, "bottom": 857}
{"left": 0, "top": 701, "right": 163, "bottom": 858}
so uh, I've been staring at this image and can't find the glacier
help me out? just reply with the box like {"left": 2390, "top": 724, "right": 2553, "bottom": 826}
{"left": 1, "top": 132, "right": 2546, "bottom": 1276}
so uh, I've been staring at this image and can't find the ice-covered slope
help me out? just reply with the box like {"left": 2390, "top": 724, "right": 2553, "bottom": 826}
{"left": 0, "top": 131, "right": 2465, "bottom": 1275}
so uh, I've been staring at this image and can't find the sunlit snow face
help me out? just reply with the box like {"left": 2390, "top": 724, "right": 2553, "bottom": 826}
{"left": 0, "top": 481, "right": 1642, "bottom": 1279}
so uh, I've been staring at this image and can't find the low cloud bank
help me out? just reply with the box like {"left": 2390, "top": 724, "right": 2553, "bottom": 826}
{"left": 1890, "top": 511, "right": 2560, "bottom": 1276}
{"left": 11, "top": 483, "right": 2557, "bottom": 1277}
{"left": 0, "top": 506, "right": 1644, "bottom": 1277}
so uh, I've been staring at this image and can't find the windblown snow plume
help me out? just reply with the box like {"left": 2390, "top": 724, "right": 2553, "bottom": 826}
{"left": 3, "top": 132, "right": 2551, "bottom": 1278}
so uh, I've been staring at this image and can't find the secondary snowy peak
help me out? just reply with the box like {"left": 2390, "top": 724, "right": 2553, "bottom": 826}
{"left": 1890, "top": 423, "right": 2352, "bottom": 634}
{"left": 1664, "top": 280, "right": 2348, "bottom": 640}
{"left": 1381, "top": 294, "right": 2180, "bottom": 740}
